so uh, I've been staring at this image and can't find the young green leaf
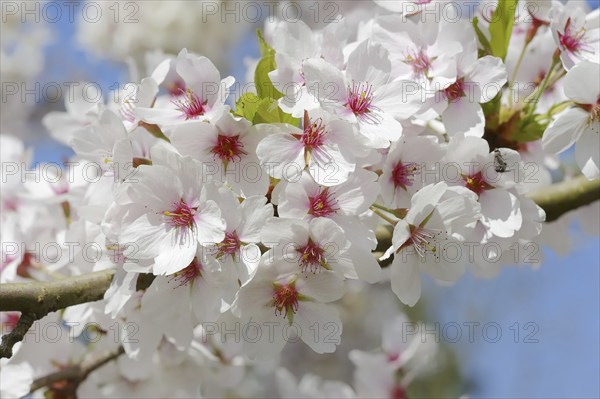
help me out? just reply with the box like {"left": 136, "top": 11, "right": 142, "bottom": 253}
{"left": 255, "top": 30, "right": 283, "bottom": 100}
{"left": 472, "top": 16, "right": 493, "bottom": 55}
{"left": 488, "top": 0, "right": 519, "bottom": 60}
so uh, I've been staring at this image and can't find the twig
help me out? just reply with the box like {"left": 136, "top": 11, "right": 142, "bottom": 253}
{"left": 0, "top": 313, "right": 40, "bottom": 358}
{"left": 28, "top": 346, "right": 125, "bottom": 397}
{"left": 0, "top": 269, "right": 154, "bottom": 359}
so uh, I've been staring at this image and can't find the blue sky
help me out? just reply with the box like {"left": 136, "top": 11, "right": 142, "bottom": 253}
{"left": 29, "top": 3, "right": 600, "bottom": 397}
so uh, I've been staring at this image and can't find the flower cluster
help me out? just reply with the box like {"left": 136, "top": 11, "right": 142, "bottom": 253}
{"left": 1, "top": 0, "right": 599, "bottom": 397}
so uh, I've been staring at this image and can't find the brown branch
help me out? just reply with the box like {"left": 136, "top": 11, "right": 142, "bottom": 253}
{"left": 0, "top": 269, "right": 116, "bottom": 314}
{"left": 28, "top": 346, "right": 125, "bottom": 397}
{"left": 0, "top": 313, "right": 39, "bottom": 358}
{"left": 0, "top": 270, "right": 154, "bottom": 358}
{"left": 526, "top": 175, "right": 600, "bottom": 222}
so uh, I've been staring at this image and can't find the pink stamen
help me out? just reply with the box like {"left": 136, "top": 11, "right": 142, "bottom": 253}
{"left": 443, "top": 77, "right": 466, "bottom": 103}
{"left": 346, "top": 81, "right": 380, "bottom": 124}
{"left": 172, "top": 88, "right": 208, "bottom": 119}
{"left": 210, "top": 134, "right": 247, "bottom": 163}
{"left": 169, "top": 257, "right": 203, "bottom": 288}
{"left": 301, "top": 113, "right": 327, "bottom": 150}
{"left": 164, "top": 199, "right": 197, "bottom": 228}
{"left": 404, "top": 48, "right": 432, "bottom": 78}
{"left": 296, "top": 239, "right": 326, "bottom": 273}
{"left": 400, "top": 224, "right": 443, "bottom": 258}
{"left": 464, "top": 171, "right": 493, "bottom": 196}
{"left": 272, "top": 282, "right": 300, "bottom": 318}
{"left": 558, "top": 18, "right": 587, "bottom": 54}
{"left": 308, "top": 188, "right": 339, "bottom": 218}
{"left": 216, "top": 231, "right": 241, "bottom": 260}
{"left": 391, "top": 161, "right": 419, "bottom": 190}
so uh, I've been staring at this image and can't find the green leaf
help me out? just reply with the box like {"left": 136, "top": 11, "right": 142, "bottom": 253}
{"left": 488, "top": 0, "right": 519, "bottom": 60}
{"left": 515, "top": 115, "right": 547, "bottom": 143}
{"left": 254, "top": 99, "right": 298, "bottom": 125}
{"left": 233, "top": 93, "right": 262, "bottom": 121}
{"left": 472, "top": 17, "right": 493, "bottom": 55}
{"left": 234, "top": 92, "right": 299, "bottom": 126}
{"left": 255, "top": 30, "right": 283, "bottom": 100}
{"left": 481, "top": 92, "right": 502, "bottom": 126}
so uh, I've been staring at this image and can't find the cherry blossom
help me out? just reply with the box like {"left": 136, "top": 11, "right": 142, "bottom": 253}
{"left": 542, "top": 61, "right": 599, "bottom": 180}
{"left": 303, "top": 39, "right": 422, "bottom": 148}
{"left": 256, "top": 109, "right": 358, "bottom": 186}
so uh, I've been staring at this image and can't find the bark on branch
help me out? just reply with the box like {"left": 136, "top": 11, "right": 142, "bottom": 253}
{"left": 28, "top": 346, "right": 125, "bottom": 398}
{"left": 527, "top": 175, "right": 600, "bottom": 222}
{"left": 0, "top": 270, "right": 153, "bottom": 358}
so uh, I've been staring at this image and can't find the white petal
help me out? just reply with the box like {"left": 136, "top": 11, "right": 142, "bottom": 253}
{"left": 256, "top": 133, "right": 305, "bottom": 181}
{"left": 468, "top": 56, "right": 508, "bottom": 103}
{"left": 301, "top": 271, "right": 345, "bottom": 302}
{"left": 237, "top": 196, "right": 274, "bottom": 243}
{"left": 575, "top": 129, "right": 600, "bottom": 180}
{"left": 442, "top": 98, "right": 485, "bottom": 137}
{"left": 391, "top": 254, "right": 422, "bottom": 306}
{"left": 480, "top": 189, "right": 523, "bottom": 238}
{"left": 309, "top": 144, "right": 355, "bottom": 186}
{"left": 296, "top": 303, "right": 342, "bottom": 354}
{"left": 170, "top": 121, "right": 218, "bottom": 161}
{"left": 542, "top": 108, "right": 588, "bottom": 154}
{"left": 195, "top": 200, "right": 226, "bottom": 245}
{"left": 346, "top": 40, "right": 391, "bottom": 86}
{"left": 564, "top": 61, "right": 600, "bottom": 104}
{"left": 302, "top": 58, "right": 348, "bottom": 106}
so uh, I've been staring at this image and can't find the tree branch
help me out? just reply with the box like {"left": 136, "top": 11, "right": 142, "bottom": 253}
{"left": 0, "top": 313, "right": 38, "bottom": 359}
{"left": 28, "top": 346, "right": 125, "bottom": 397}
{"left": 0, "top": 270, "right": 154, "bottom": 358}
{"left": 526, "top": 175, "right": 600, "bottom": 222}
{"left": 0, "top": 270, "right": 116, "bottom": 314}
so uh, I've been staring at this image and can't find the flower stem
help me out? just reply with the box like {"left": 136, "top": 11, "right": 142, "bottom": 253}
{"left": 526, "top": 58, "right": 561, "bottom": 117}
{"left": 509, "top": 41, "right": 529, "bottom": 107}
{"left": 371, "top": 207, "right": 399, "bottom": 226}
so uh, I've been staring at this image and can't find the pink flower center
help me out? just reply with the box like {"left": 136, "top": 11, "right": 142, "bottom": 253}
{"left": 211, "top": 134, "right": 247, "bottom": 163}
{"left": 216, "top": 231, "right": 241, "bottom": 260}
{"left": 464, "top": 171, "right": 493, "bottom": 196}
{"left": 580, "top": 98, "right": 600, "bottom": 123}
{"left": 391, "top": 161, "right": 419, "bottom": 190}
{"left": 169, "top": 257, "right": 203, "bottom": 287}
{"left": 558, "top": 18, "right": 586, "bottom": 53}
{"left": 272, "top": 282, "right": 300, "bottom": 318}
{"left": 296, "top": 239, "right": 326, "bottom": 273}
{"left": 2, "top": 197, "right": 18, "bottom": 212}
{"left": 163, "top": 199, "right": 197, "bottom": 228}
{"left": 399, "top": 223, "right": 443, "bottom": 258}
{"left": 301, "top": 114, "right": 327, "bottom": 150}
{"left": 308, "top": 188, "right": 339, "bottom": 218}
{"left": 390, "top": 385, "right": 407, "bottom": 399}
{"left": 443, "top": 77, "right": 466, "bottom": 103}
{"left": 167, "top": 80, "right": 186, "bottom": 97}
{"left": 172, "top": 88, "right": 208, "bottom": 120}
{"left": 404, "top": 48, "right": 432, "bottom": 77}
{"left": 387, "top": 352, "right": 400, "bottom": 362}
{"left": 346, "top": 81, "right": 380, "bottom": 123}
{"left": 592, "top": 103, "right": 600, "bottom": 122}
